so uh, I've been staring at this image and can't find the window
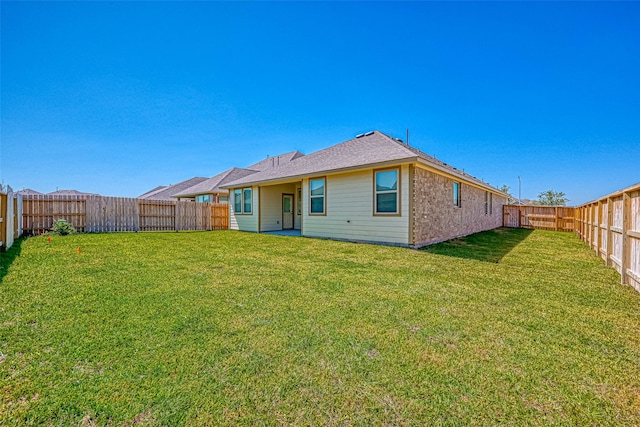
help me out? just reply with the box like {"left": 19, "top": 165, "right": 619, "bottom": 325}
{"left": 219, "top": 196, "right": 229, "bottom": 204}
{"left": 233, "top": 188, "right": 252, "bottom": 214}
{"left": 234, "top": 189, "right": 242, "bottom": 213}
{"left": 453, "top": 182, "right": 461, "bottom": 207}
{"left": 309, "top": 178, "right": 326, "bottom": 214}
{"left": 196, "top": 195, "right": 211, "bottom": 203}
{"left": 243, "top": 188, "right": 252, "bottom": 214}
{"left": 375, "top": 168, "right": 399, "bottom": 214}
{"left": 484, "top": 191, "right": 489, "bottom": 215}
{"left": 297, "top": 188, "right": 302, "bottom": 215}
{"left": 484, "top": 191, "right": 493, "bottom": 215}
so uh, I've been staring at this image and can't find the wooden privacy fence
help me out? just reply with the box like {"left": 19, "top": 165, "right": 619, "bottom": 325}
{"left": 22, "top": 195, "right": 228, "bottom": 234}
{"left": 575, "top": 183, "right": 640, "bottom": 293}
{"left": 503, "top": 205, "right": 575, "bottom": 232}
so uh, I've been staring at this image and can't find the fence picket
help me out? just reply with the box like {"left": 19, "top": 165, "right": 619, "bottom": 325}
{"left": 503, "top": 205, "right": 575, "bottom": 232}
{"left": 21, "top": 195, "right": 228, "bottom": 235}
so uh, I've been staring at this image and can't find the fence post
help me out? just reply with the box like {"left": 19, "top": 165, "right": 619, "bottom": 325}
{"left": 591, "top": 203, "right": 597, "bottom": 250}
{"left": 606, "top": 198, "right": 613, "bottom": 267}
{"left": 0, "top": 192, "right": 6, "bottom": 250}
{"left": 588, "top": 204, "right": 592, "bottom": 249}
{"left": 621, "top": 191, "right": 630, "bottom": 285}
{"left": 518, "top": 206, "right": 522, "bottom": 228}
{"left": 598, "top": 200, "right": 603, "bottom": 255}
{"left": 502, "top": 205, "right": 506, "bottom": 227}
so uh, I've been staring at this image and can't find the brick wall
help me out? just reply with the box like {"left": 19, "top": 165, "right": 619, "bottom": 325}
{"left": 412, "top": 167, "right": 505, "bottom": 246}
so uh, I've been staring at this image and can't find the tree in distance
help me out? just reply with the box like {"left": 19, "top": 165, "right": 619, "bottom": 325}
{"left": 498, "top": 185, "right": 517, "bottom": 204}
{"left": 537, "top": 190, "right": 569, "bottom": 206}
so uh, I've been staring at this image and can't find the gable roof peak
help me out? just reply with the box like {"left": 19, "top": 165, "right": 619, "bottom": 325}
{"left": 246, "top": 150, "right": 305, "bottom": 171}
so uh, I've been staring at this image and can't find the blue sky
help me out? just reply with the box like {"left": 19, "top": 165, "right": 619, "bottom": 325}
{"left": 1, "top": 1, "right": 638, "bottom": 204}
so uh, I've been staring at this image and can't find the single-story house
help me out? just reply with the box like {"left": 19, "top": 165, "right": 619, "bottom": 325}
{"left": 171, "top": 151, "right": 305, "bottom": 203}
{"left": 221, "top": 131, "right": 508, "bottom": 247}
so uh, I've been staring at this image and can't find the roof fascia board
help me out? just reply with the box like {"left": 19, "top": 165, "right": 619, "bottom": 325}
{"left": 171, "top": 189, "right": 229, "bottom": 199}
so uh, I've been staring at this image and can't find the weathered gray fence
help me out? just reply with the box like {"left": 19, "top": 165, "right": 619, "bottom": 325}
{"left": 22, "top": 195, "right": 228, "bottom": 234}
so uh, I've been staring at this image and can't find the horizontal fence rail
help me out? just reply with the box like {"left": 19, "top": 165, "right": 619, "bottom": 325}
{"left": 503, "top": 205, "right": 575, "bottom": 232}
{"left": 22, "top": 195, "right": 228, "bottom": 235}
{"left": 575, "top": 183, "right": 640, "bottom": 293}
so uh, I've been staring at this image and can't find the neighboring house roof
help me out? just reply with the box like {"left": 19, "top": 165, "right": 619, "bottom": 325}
{"left": 138, "top": 177, "right": 207, "bottom": 200}
{"left": 138, "top": 185, "right": 168, "bottom": 199}
{"left": 48, "top": 189, "right": 99, "bottom": 196}
{"left": 172, "top": 168, "right": 258, "bottom": 198}
{"left": 17, "top": 188, "right": 44, "bottom": 196}
{"left": 171, "top": 151, "right": 305, "bottom": 199}
{"left": 222, "top": 131, "right": 503, "bottom": 193}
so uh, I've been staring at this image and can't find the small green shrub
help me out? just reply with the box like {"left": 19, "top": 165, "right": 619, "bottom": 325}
{"left": 50, "top": 219, "right": 77, "bottom": 236}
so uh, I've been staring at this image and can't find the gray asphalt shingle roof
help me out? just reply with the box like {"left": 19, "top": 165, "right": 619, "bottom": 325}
{"left": 246, "top": 151, "right": 305, "bottom": 171}
{"left": 222, "top": 131, "right": 500, "bottom": 192}
{"left": 16, "top": 188, "right": 44, "bottom": 196}
{"left": 138, "top": 186, "right": 168, "bottom": 199}
{"left": 138, "top": 177, "right": 208, "bottom": 200}
{"left": 171, "top": 151, "right": 305, "bottom": 198}
{"left": 171, "top": 168, "right": 257, "bottom": 198}
{"left": 48, "top": 189, "right": 99, "bottom": 196}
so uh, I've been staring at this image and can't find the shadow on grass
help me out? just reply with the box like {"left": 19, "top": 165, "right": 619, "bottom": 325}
{"left": 422, "top": 227, "right": 533, "bottom": 263}
{"left": 0, "top": 237, "right": 24, "bottom": 283}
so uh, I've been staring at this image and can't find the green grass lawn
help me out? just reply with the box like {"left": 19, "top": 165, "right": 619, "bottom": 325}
{"left": 1, "top": 229, "right": 639, "bottom": 426}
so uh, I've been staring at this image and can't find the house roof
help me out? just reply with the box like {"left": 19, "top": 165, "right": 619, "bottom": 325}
{"left": 17, "top": 188, "right": 44, "bottom": 196}
{"left": 138, "top": 185, "right": 168, "bottom": 199}
{"left": 222, "top": 131, "right": 503, "bottom": 193}
{"left": 246, "top": 151, "right": 305, "bottom": 171}
{"left": 171, "top": 151, "right": 305, "bottom": 198}
{"left": 138, "top": 177, "right": 208, "bottom": 200}
{"left": 171, "top": 168, "right": 258, "bottom": 198}
{"left": 48, "top": 189, "right": 99, "bottom": 196}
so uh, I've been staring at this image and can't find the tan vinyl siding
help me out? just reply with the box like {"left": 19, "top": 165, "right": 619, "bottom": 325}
{"left": 229, "top": 186, "right": 259, "bottom": 232}
{"left": 303, "top": 166, "right": 410, "bottom": 245}
{"left": 259, "top": 183, "right": 297, "bottom": 232}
